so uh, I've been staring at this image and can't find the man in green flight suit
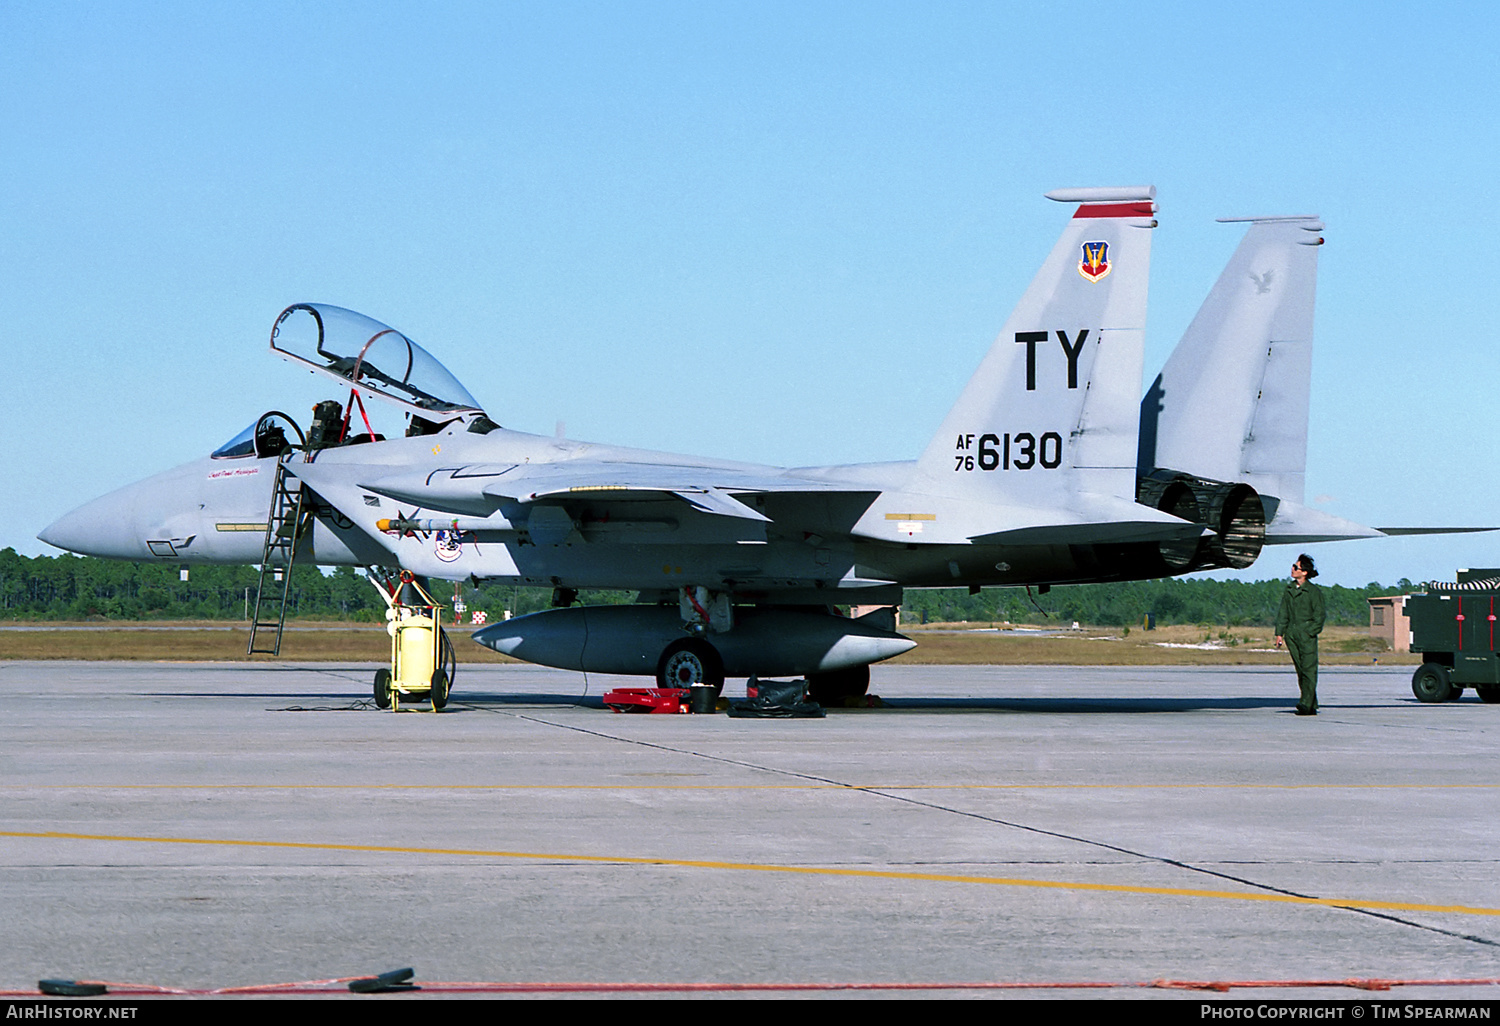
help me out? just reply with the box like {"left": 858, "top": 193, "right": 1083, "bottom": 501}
{"left": 1275, "top": 553, "right": 1325, "bottom": 716}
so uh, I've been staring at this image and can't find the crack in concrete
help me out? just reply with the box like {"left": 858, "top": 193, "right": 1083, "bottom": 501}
{"left": 496, "top": 707, "right": 1500, "bottom": 950}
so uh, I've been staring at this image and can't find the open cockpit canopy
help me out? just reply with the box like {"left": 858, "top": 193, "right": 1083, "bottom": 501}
{"left": 269, "top": 303, "right": 484, "bottom": 419}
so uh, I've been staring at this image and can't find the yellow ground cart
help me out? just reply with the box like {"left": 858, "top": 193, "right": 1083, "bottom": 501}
{"left": 370, "top": 571, "right": 455, "bottom": 710}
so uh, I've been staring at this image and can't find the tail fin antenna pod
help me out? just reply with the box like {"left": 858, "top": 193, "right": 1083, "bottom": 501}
{"left": 1142, "top": 216, "right": 1323, "bottom": 505}
{"left": 915, "top": 186, "right": 1157, "bottom": 507}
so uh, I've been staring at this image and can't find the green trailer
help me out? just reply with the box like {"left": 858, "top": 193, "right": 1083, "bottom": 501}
{"left": 1406, "top": 568, "right": 1500, "bottom": 703}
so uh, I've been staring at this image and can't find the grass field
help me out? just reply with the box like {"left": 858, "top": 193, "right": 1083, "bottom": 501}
{"left": 894, "top": 623, "right": 1411, "bottom": 666}
{"left": 0, "top": 620, "right": 1411, "bottom": 666}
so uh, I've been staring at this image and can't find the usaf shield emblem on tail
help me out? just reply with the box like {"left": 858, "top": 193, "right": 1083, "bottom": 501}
{"left": 1078, "top": 240, "right": 1111, "bottom": 282}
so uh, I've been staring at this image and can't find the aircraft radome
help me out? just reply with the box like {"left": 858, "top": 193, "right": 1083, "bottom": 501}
{"left": 40, "top": 186, "right": 1433, "bottom": 703}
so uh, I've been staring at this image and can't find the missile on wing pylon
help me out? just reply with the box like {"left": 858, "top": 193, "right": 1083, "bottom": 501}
{"left": 376, "top": 516, "right": 517, "bottom": 534}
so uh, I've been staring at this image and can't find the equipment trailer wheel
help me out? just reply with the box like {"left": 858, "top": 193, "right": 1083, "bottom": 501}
{"left": 807, "top": 665, "right": 871, "bottom": 706}
{"left": 656, "top": 639, "right": 724, "bottom": 693}
{"left": 1412, "top": 663, "right": 1455, "bottom": 703}
{"left": 1478, "top": 686, "right": 1500, "bottom": 704}
{"left": 373, "top": 668, "right": 393, "bottom": 709}
{"left": 430, "top": 669, "right": 450, "bottom": 710}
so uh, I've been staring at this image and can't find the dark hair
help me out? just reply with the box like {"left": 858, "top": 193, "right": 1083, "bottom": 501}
{"left": 1296, "top": 553, "right": 1318, "bottom": 579}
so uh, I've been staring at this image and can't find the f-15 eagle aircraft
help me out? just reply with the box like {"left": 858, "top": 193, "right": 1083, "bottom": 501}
{"left": 38, "top": 186, "right": 1403, "bottom": 701}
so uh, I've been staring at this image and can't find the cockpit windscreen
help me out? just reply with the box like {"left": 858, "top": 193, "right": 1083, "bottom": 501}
{"left": 269, "top": 304, "right": 484, "bottom": 416}
{"left": 211, "top": 422, "right": 258, "bottom": 459}
{"left": 211, "top": 411, "right": 303, "bottom": 460}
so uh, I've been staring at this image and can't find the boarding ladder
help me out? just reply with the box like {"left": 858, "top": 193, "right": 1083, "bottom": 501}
{"left": 247, "top": 460, "right": 310, "bottom": 655}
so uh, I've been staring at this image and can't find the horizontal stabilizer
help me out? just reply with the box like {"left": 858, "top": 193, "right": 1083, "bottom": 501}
{"left": 1376, "top": 527, "right": 1497, "bottom": 536}
{"left": 1261, "top": 501, "right": 1384, "bottom": 544}
{"left": 1262, "top": 503, "right": 1496, "bottom": 544}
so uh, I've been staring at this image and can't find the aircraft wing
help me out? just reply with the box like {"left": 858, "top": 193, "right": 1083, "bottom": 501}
{"left": 322, "top": 459, "right": 873, "bottom": 523}
{"left": 477, "top": 461, "right": 865, "bottom": 521}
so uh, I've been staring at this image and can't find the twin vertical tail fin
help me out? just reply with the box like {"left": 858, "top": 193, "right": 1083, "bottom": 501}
{"left": 1135, "top": 216, "right": 1380, "bottom": 548}
{"left": 915, "top": 187, "right": 1157, "bottom": 511}
{"left": 1140, "top": 215, "right": 1324, "bottom": 505}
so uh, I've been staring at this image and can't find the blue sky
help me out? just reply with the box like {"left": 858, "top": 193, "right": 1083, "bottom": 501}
{"left": 6, "top": 1, "right": 1497, "bottom": 587}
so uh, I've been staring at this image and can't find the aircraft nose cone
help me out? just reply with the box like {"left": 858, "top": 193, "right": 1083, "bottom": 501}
{"left": 38, "top": 492, "right": 147, "bottom": 560}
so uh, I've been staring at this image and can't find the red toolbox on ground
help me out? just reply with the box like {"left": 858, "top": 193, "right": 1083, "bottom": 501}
{"left": 603, "top": 687, "right": 690, "bottom": 713}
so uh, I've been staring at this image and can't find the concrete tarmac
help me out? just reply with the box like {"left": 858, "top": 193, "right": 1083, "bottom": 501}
{"left": 2, "top": 660, "right": 1498, "bottom": 1000}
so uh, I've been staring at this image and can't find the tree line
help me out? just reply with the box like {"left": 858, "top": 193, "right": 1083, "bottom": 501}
{"left": 1, "top": 548, "right": 1405, "bottom": 627}
{"left": 898, "top": 576, "right": 1409, "bottom": 629}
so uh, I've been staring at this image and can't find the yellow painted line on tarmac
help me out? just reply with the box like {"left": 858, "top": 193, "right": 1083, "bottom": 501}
{"left": 5, "top": 829, "right": 1499, "bottom": 918}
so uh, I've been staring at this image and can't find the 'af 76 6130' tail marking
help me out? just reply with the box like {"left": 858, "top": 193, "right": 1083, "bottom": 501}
{"left": 953, "top": 432, "right": 1064, "bottom": 471}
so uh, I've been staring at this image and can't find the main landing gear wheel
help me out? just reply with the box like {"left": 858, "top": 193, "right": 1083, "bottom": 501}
{"left": 431, "top": 669, "right": 450, "bottom": 710}
{"left": 373, "top": 668, "right": 393, "bottom": 709}
{"left": 1411, "top": 663, "right": 1455, "bottom": 703}
{"left": 807, "top": 665, "right": 871, "bottom": 706}
{"left": 656, "top": 639, "right": 724, "bottom": 694}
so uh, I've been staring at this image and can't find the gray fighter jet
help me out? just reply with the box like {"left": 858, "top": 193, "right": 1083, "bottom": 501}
{"left": 39, "top": 186, "right": 1379, "bottom": 699}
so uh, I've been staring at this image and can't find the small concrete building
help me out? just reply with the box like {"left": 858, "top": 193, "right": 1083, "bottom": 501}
{"left": 1367, "top": 594, "right": 1411, "bottom": 653}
